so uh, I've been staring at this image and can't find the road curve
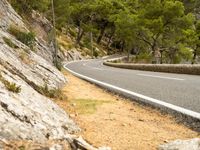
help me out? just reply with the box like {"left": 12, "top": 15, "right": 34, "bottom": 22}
{"left": 64, "top": 58, "right": 200, "bottom": 119}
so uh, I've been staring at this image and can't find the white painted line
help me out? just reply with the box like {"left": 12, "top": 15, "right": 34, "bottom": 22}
{"left": 64, "top": 61, "right": 200, "bottom": 120}
{"left": 137, "top": 74, "right": 185, "bottom": 81}
{"left": 91, "top": 67, "right": 104, "bottom": 71}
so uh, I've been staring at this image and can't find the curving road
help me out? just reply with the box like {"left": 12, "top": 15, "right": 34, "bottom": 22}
{"left": 64, "top": 58, "right": 200, "bottom": 119}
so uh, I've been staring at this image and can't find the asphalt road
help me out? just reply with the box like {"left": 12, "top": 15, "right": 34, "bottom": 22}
{"left": 65, "top": 58, "right": 200, "bottom": 116}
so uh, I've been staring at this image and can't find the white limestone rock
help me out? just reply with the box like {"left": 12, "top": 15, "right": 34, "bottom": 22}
{"left": 159, "top": 138, "right": 200, "bottom": 150}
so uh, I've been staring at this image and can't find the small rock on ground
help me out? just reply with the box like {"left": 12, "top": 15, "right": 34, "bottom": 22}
{"left": 159, "top": 138, "right": 200, "bottom": 150}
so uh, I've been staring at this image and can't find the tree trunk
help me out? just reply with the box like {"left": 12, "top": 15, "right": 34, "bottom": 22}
{"left": 90, "top": 32, "right": 93, "bottom": 58}
{"left": 121, "top": 41, "right": 125, "bottom": 53}
{"left": 169, "top": 48, "right": 177, "bottom": 64}
{"left": 160, "top": 50, "right": 163, "bottom": 64}
{"left": 151, "top": 45, "right": 156, "bottom": 64}
{"left": 127, "top": 49, "right": 130, "bottom": 63}
{"left": 107, "top": 35, "right": 113, "bottom": 48}
{"left": 106, "top": 30, "right": 115, "bottom": 49}
{"left": 76, "top": 27, "right": 84, "bottom": 45}
{"left": 97, "top": 26, "right": 106, "bottom": 44}
{"left": 192, "top": 49, "right": 197, "bottom": 64}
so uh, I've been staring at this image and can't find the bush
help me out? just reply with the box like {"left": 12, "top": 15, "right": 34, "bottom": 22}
{"left": 82, "top": 37, "right": 91, "bottom": 49}
{"left": 9, "top": 26, "right": 35, "bottom": 50}
{"left": 53, "top": 59, "right": 62, "bottom": 71}
{"left": 68, "top": 28, "right": 76, "bottom": 38}
{"left": 9, "top": 0, "right": 50, "bottom": 14}
{"left": 93, "top": 49, "right": 99, "bottom": 58}
{"left": 3, "top": 37, "right": 18, "bottom": 48}
{"left": 0, "top": 73, "right": 21, "bottom": 93}
{"left": 4, "top": 81, "right": 21, "bottom": 93}
{"left": 135, "top": 52, "right": 152, "bottom": 63}
{"left": 39, "top": 84, "right": 66, "bottom": 100}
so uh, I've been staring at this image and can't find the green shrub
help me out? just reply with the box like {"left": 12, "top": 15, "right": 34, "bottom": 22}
{"left": 68, "top": 28, "right": 76, "bottom": 37}
{"left": 9, "top": 26, "right": 35, "bottom": 50}
{"left": 53, "top": 59, "right": 62, "bottom": 71}
{"left": 39, "top": 84, "right": 66, "bottom": 100}
{"left": 3, "top": 37, "right": 18, "bottom": 48}
{"left": 9, "top": 0, "right": 50, "bottom": 14}
{"left": 135, "top": 52, "right": 152, "bottom": 63}
{"left": 0, "top": 73, "right": 21, "bottom": 93}
{"left": 93, "top": 49, "right": 99, "bottom": 58}
{"left": 82, "top": 37, "right": 91, "bottom": 49}
{"left": 4, "top": 81, "right": 21, "bottom": 93}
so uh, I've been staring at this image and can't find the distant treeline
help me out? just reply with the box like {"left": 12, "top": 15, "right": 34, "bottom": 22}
{"left": 9, "top": 0, "right": 200, "bottom": 64}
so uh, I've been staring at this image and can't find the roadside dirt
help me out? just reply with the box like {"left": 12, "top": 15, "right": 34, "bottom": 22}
{"left": 55, "top": 70, "right": 199, "bottom": 150}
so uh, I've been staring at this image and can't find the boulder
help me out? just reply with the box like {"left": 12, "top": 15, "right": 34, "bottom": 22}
{"left": 159, "top": 138, "right": 200, "bottom": 150}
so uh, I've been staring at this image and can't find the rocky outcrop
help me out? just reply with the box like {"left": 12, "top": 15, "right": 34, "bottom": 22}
{"left": 63, "top": 48, "right": 84, "bottom": 61}
{"left": 159, "top": 138, "right": 200, "bottom": 150}
{"left": 0, "top": 0, "right": 79, "bottom": 143}
{"left": 0, "top": 1, "right": 111, "bottom": 149}
{"left": 0, "top": 0, "right": 27, "bottom": 31}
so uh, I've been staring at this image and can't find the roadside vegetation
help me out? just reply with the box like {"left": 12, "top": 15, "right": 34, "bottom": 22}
{"left": 0, "top": 73, "right": 21, "bottom": 93}
{"left": 70, "top": 99, "right": 109, "bottom": 115}
{"left": 38, "top": 84, "right": 67, "bottom": 100}
{"left": 3, "top": 37, "right": 18, "bottom": 49}
{"left": 8, "top": 0, "right": 200, "bottom": 64}
{"left": 8, "top": 25, "right": 36, "bottom": 51}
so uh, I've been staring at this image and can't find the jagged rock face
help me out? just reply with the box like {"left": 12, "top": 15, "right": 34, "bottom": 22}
{"left": 63, "top": 48, "right": 84, "bottom": 61}
{"left": 0, "top": 0, "right": 58, "bottom": 63}
{"left": 0, "top": 69, "right": 78, "bottom": 140}
{"left": 0, "top": 0, "right": 26, "bottom": 31}
{"left": 0, "top": 0, "right": 79, "bottom": 141}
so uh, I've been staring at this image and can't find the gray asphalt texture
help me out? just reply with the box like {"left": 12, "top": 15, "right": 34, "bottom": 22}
{"left": 65, "top": 58, "right": 200, "bottom": 113}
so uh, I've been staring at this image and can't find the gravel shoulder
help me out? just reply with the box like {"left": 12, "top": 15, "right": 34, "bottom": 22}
{"left": 55, "top": 70, "right": 200, "bottom": 150}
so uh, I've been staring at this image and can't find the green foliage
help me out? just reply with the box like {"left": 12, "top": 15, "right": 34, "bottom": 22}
{"left": 93, "top": 49, "right": 99, "bottom": 58}
{"left": 39, "top": 84, "right": 66, "bottom": 100}
{"left": 53, "top": 58, "right": 62, "bottom": 71}
{"left": 4, "top": 82, "right": 21, "bottom": 93}
{"left": 18, "top": 146, "right": 26, "bottom": 150}
{"left": 82, "top": 36, "right": 91, "bottom": 49}
{"left": 8, "top": 0, "right": 200, "bottom": 64}
{"left": 54, "top": 0, "right": 70, "bottom": 29}
{"left": 135, "top": 52, "right": 152, "bottom": 63}
{"left": 9, "top": 0, "right": 50, "bottom": 14}
{"left": 68, "top": 28, "right": 77, "bottom": 37}
{"left": 9, "top": 26, "right": 35, "bottom": 50}
{"left": 0, "top": 73, "right": 21, "bottom": 93}
{"left": 3, "top": 37, "right": 18, "bottom": 49}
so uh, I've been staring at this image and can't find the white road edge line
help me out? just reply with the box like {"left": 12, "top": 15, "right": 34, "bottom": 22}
{"left": 137, "top": 74, "right": 185, "bottom": 81}
{"left": 64, "top": 60, "right": 200, "bottom": 120}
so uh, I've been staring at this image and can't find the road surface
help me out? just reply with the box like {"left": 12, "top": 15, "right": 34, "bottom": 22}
{"left": 64, "top": 58, "right": 200, "bottom": 118}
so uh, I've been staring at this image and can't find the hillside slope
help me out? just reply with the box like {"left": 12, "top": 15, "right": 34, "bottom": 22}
{"left": 0, "top": 0, "right": 79, "bottom": 142}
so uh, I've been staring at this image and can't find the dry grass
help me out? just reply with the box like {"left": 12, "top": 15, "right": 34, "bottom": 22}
{"left": 57, "top": 35, "right": 74, "bottom": 51}
{"left": 55, "top": 70, "right": 199, "bottom": 150}
{"left": 70, "top": 99, "right": 110, "bottom": 115}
